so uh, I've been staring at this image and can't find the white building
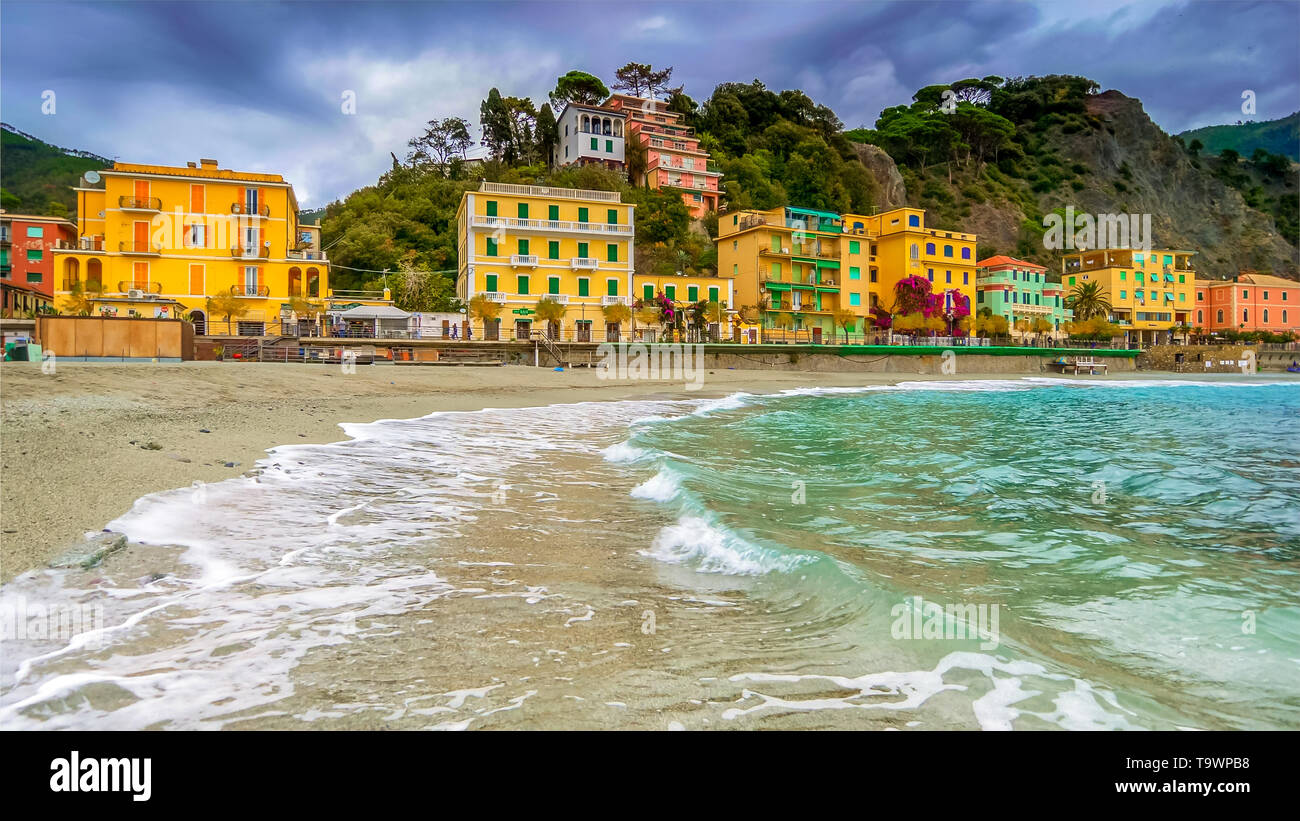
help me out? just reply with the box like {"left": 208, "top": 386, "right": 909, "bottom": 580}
{"left": 554, "top": 103, "right": 626, "bottom": 171}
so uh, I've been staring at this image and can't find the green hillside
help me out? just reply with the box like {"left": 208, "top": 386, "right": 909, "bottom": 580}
{"left": 0, "top": 124, "right": 108, "bottom": 218}
{"left": 1178, "top": 112, "right": 1299, "bottom": 162}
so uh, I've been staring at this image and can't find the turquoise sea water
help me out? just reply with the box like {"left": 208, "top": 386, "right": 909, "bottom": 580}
{"left": 622, "top": 378, "right": 1300, "bottom": 729}
{"left": 3, "top": 376, "right": 1297, "bottom": 729}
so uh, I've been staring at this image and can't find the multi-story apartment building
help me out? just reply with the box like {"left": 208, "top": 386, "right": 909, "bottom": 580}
{"left": 0, "top": 212, "right": 77, "bottom": 315}
{"left": 553, "top": 103, "right": 626, "bottom": 171}
{"left": 456, "top": 181, "right": 635, "bottom": 341}
{"left": 844, "top": 207, "right": 978, "bottom": 320}
{"left": 976, "top": 255, "right": 1073, "bottom": 335}
{"left": 1061, "top": 248, "right": 1195, "bottom": 345}
{"left": 51, "top": 159, "right": 329, "bottom": 335}
{"left": 716, "top": 204, "right": 977, "bottom": 342}
{"left": 607, "top": 94, "right": 721, "bottom": 218}
{"left": 1196, "top": 273, "right": 1300, "bottom": 334}
{"left": 632, "top": 271, "right": 735, "bottom": 340}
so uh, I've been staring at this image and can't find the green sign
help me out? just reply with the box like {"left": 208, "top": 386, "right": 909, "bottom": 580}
{"left": 512, "top": 308, "right": 535, "bottom": 315}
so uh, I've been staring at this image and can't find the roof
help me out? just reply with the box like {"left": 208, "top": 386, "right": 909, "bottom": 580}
{"left": 977, "top": 255, "right": 1046, "bottom": 270}
{"left": 0, "top": 212, "right": 77, "bottom": 228}
{"left": 108, "top": 162, "right": 285, "bottom": 184}
{"left": 1238, "top": 273, "right": 1300, "bottom": 287}
{"left": 786, "top": 206, "right": 841, "bottom": 221}
{"left": 337, "top": 305, "right": 412, "bottom": 320}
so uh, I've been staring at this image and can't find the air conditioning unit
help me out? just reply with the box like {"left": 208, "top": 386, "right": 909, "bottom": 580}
{"left": 128, "top": 289, "right": 144, "bottom": 299}
{"left": 782, "top": 248, "right": 790, "bottom": 254}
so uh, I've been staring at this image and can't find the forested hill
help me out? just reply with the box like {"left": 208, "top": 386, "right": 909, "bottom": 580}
{"left": 0, "top": 124, "right": 108, "bottom": 217}
{"left": 1179, "top": 112, "right": 1299, "bottom": 162}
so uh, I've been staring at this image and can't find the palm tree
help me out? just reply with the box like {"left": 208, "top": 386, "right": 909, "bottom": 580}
{"left": 1067, "top": 281, "right": 1112, "bottom": 321}
{"left": 469, "top": 294, "right": 504, "bottom": 340}
{"left": 533, "top": 297, "right": 566, "bottom": 339}
{"left": 602, "top": 302, "right": 631, "bottom": 342}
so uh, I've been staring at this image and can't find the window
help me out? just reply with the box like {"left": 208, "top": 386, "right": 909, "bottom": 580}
{"left": 578, "top": 279, "right": 590, "bottom": 297}
{"left": 925, "top": 242, "right": 936, "bottom": 254}
{"left": 549, "top": 205, "right": 559, "bottom": 221}
{"left": 607, "top": 209, "right": 618, "bottom": 225}
{"left": 963, "top": 272, "right": 969, "bottom": 285}
{"left": 518, "top": 275, "right": 530, "bottom": 295}
{"left": 606, "top": 140, "right": 613, "bottom": 153}
{"left": 26, "top": 226, "right": 44, "bottom": 238}
{"left": 688, "top": 286, "right": 698, "bottom": 302}
{"left": 927, "top": 268, "right": 934, "bottom": 281}
{"left": 849, "top": 241, "right": 860, "bottom": 254}
{"left": 26, "top": 271, "right": 41, "bottom": 283}
{"left": 943, "top": 245, "right": 953, "bottom": 257}
{"left": 643, "top": 284, "right": 654, "bottom": 301}
{"left": 607, "top": 243, "right": 618, "bottom": 262}
{"left": 910, "top": 244, "right": 918, "bottom": 260}
{"left": 908, "top": 214, "right": 920, "bottom": 227}
{"left": 945, "top": 270, "right": 952, "bottom": 284}
{"left": 578, "top": 208, "right": 589, "bottom": 223}
{"left": 1243, "top": 308, "right": 1248, "bottom": 322}
{"left": 26, "top": 249, "right": 42, "bottom": 262}
{"left": 548, "top": 276, "right": 560, "bottom": 295}
{"left": 849, "top": 293, "right": 861, "bottom": 306}
{"left": 548, "top": 241, "right": 559, "bottom": 260}
{"left": 1197, "top": 310, "right": 1203, "bottom": 323}
{"left": 1217, "top": 309, "right": 1224, "bottom": 323}
{"left": 518, "top": 239, "right": 529, "bottom": 256}
{"left": 590, "top": 137, "right": 598, "bottom": 150}
{"left": 1068, "top": 276, "right": 1076, "bottom": 286}
{"left": 1264, "top": 309, "right": 1269, "bottom": 322}
{"left": 1120, "top": 290, "right": 1127, "bottom": 300}
{"left": 1264, "top": 291, "right": 1270, "bottom": 300}
{"left": 771, "top": 263, "right": 781, "bottom": 278}
{"left": 518, "top": 203, "right": 528, "bottom": 219}
{"left": 977, "top": 292, "right": 985, "bottom": 304}
{"left": 1243, "top": 290, "right": 1249, "bottom": 299}
{"left": 485, "top": 237, "right": 498, "bottom": 257}
{"left": 1179, "top": 275, "right": 1185, "bottom": 283}
{"left": 1179, "top": 293, "right": 1185, "bottom": 302}
{"left": 665, "top": 285, "right": 676, "bottom": 301}
{"left": 485, "top": 274, "right": 498, "bottom": 292}
{"left": 607, "top": 280, "right": 618, "bottom": 296}
{"left": 1120, "top": 271, "right": 1127, "bottom": 280}
{"left": 870, "top": 269, "right": 877, "bottom": 283}
{"left": 486, "top": 201, "right": 497, "bottom": 217}
{"left": 709, "top": 287, "right": 719, "bottom": 303}
{"left": 961, "top": 248, "right": 970, "bottom": 259}
{"left": 849, "top": 266, "right": 860, "bottom": 280}
{"left": 1284, "top": 310, "right": 1288, "bottom": 323}
{"left": 577, "top": 242, "right": 588, "bottom": 258}
{"left": 870, "top": 244, "right": 878, "bottom": 256}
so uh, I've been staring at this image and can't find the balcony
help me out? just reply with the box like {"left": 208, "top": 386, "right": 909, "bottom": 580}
{"left": 119, "top": 240, "right": 160, "bottom": 255}
{"left": 231, "top": 203, "right": 272, "bottom": 217}
{"left": 287, "top": 249, "right": 327, "bottom": 261}
{"left": 471, "top": 215, "right": 632, "bottom": 236}
{"left": 601, "top": 295, "right": 631, "bottom": 306}
{"left": 230, "top": 284, "right": 271, "bottom": 297}
{"left": 510, "top": 254, "right": 539, "bottom": 268}
{"left": 479, "top": 181, "right": 621, "bottom": 203}
{"left": 119, "top": 196, "right": 161, "bottom": 211}
{"left": 570, "top": 257, "right": 599, "bottom": 270}
{"left": 231, "top": 246, "right": 271, "bottom": 260}
{"left": 478, "top": 291, "right": 507, "bottom": 303}
{"left": 117, "top": 281, "right": 163, "bottom": 294}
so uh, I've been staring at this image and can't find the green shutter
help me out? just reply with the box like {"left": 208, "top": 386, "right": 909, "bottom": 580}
{"left": 548, "top": 277, "right": 560, "bottom": 295}
{"left": 518, "top": 239, "right": 529, "bottom": 255}
{"left": 688, "top": 286, "right": 699, "bottom": 302}
{"left": 578, "top": 208, "right": 588, "bottom": 223}
{"left": 485, "top": 237, "right": 498, "bottom": 257}
{"left": 665, "top": 285, "right": 676, "bottom": 301}
{"left": 606, "top": 139, "right": 613, "bottom": 152}
{"left": 578, "top": 241, "right": 588, "bottom": 258}
{"left": 849, "top": 241, "right": 860, "bottom": 254}
{"left": 578, "top": 279, "right": 589, "bottom": 297}
{"left": 590, "top": 137, "right": 597, "bottom": 150}
{"left": 485, "top": 274, "right": 497, "bottom": 292}
{"left": 518, "top": 275, "right": 529, "bottom": 295}
{"left": 486, "top": 201, "right": 497, "bottom": 217}
{"left": 643, "top": 284, "right": 654, "bottom": 301}
{"left": 607, "top": 279, "right": 618, "bottom": 296}
{"left": 518, "top": 203, "right": 528, "bottom": 219}
{"left": 709, "top": 287, "right": 719, "bottom": 303}
{"left": 850, "top": 266, "right": 860, "bottom": 280}
{"left": 771, "top": 235, "right": 780, "bottom": 252}
{"left": 607, "top": 209, "right": 617, "bottom": 224}
{"left": 548, "top": 241, "right": 559, "bottom": 259}
{"left": 548, "top": 205, "right": 559, "bottom": 221}
{"left": 607, "top": 243, "right": 618, "bottom": 262}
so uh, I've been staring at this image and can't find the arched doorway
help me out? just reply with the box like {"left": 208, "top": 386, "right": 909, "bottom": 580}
{"left": 288, "top": 266, "right": 302, "bottom": 297}
{"left": 86, "top": 258, "right": 103, "bottom": 291}
{"left": 63, "top": 257, "right": 80, "bottom": 290}
{"left": 190, "top": 309, "right": 207, "bottom": 336}
{"left": 306, "top": 267, "right": 320, "bottom": 297}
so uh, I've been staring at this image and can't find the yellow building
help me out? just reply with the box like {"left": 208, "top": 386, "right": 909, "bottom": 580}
{"left": 845, "top": 207, "right": 977, "bottom": 322}
{"left": 1061, "top": 248, "right": 1195, "bottom": 345}
{"left": 456, "top": 182, "right": 635, "bottom": 341}
{"left": 53, "top": 158, "right": 330, "bottom": 335}
{"left": 715, "top": 205, "right": 976, "bottom": 342}
{"left": 631, "top": 271, "right": 735, "bottom": 341}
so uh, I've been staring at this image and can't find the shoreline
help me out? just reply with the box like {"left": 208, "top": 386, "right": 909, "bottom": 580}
{"left": 0, "top": 362, "right": 1288, "bottom": 583}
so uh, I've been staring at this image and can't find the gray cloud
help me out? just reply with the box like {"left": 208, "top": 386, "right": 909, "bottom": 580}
{"left": 2, "top": 0, "right": 1295, "bottom": 206}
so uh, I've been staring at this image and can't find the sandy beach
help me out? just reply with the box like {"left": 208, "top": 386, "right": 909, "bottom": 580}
{"left": 1, "top": 361, "right": 909, "bottom": 583}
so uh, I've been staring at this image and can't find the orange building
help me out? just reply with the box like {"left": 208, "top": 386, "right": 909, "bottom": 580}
{"left": 1195, "top": 273, "right": 1300, "bottom": 333}
{"left": 607, "top": 94, "right": 721, "bottom": 218}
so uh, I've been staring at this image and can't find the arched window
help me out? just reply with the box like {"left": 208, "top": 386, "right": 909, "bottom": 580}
{"left": 307, "top": 267, "right": 320, "bottom": 297}
{"left": 962, "top": 248, "right": 971, "bottom": 259}
{"left": 1216, "top": 309, "right": 1223, "bottom": 323}
{"left": 943, "top": 245, "right": 953, "bottom": 257}
{"left": 581, "top": 115, "right": 590, "bottom": 133}
{"left": 853, "top": 221, "right": 864, "bottom": 230}
{"left": 925, "top": 242, "right": 935, "bottom": 254}
{"left": 87, "top": 258, "right": 103, "bottom": 289}
{"left": 908, "top": 214, "right": 920, "bottom": 227}
{"left": 288, "top": 266, "right": 303, "bottom": 297}
{"left": 63, "top": 257, "right": 80, "bottom": 289}
{"left": 910, "top": 244, "right": 918, "bottom": 260}
{"left": 613, "top": 120, "right": 622, "bottom": 137}
{"left": 603, "top": 118, "right": 612, "bottom": 136}
{"left": 1197, "top": 310, "right": 1203, "bottom": 323}
{"left": 1243, "top": 308, "right": 1249, "bottom": 322}
{"left": 1284, "top": 310, "right": 1289, "bottom": 323}
{"left": 1263, "top": 309, "right": 1269, "bottom": 323}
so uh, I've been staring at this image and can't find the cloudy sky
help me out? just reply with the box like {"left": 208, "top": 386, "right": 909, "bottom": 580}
{"left": 3, "top": 0, "right": 1296, "bottom": 207}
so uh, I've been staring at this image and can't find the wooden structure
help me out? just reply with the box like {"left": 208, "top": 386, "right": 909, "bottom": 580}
{"left": 35, "top": 316, "right": 194, "bottom": 360}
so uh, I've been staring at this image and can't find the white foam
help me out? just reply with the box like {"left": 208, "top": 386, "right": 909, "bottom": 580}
{"left": 643, "top": 515, "right": 816, "bottom": 576}
{"left": 630, "top": 469, "right": 682, "bottom": 502}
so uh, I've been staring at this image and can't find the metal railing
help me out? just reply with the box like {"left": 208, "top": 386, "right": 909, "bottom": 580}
{"left": 231, "top": 203, "right": 272, "bottom": 216}
{"left": 231, "top": 246, "right": 270, "bottom": 259}
{"left": 116, "top": 281, "right": 163, "bottom": 294}
{"left": 230, "top": 284, "right": 271, "bottom": 297}
{"left": 119, "top": 240, "right": 159, "bottom": 254}
{"left": 119, "top": 196, "right": 161, "bottom": 210}
{"left": 287, "top": 249, "right": 327, "bottom": 260}
{"left": 471, "top": 215, "right": 632, "bottom": 236}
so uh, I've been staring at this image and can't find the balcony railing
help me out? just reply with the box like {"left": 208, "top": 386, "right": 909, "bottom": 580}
{"left": 231, "top": 246, "right": 271, "bottom": 259}
{"left": 570, "top": 257, "right": 599, "bottom": 269}
{"left": 539, "top": 294, "right": 570, "bottom": 304}
{"left": 231, "top": 203, "right": 272, "bottom": 217}
{"left": 471, "top": 215, "right": 632, "bottom": 236}
{"left": 478, "top": 291, "right": 507, "bottom": 303}
{"left": 510, "top": 254, "right": 539, "bottom": 267}
{"left": 119, "top": 196, "right": 161, "bottom": 211}
{"left": 119, "top": 240, "right": 160, "bottom": 255}
{"left": 117, "top": 281, "right": 163, "bottom": 294}
{"left": 479, "top": 181, "right": 621, "bottom": 203}
{"left": 287, "top": 249, "right": 327, "bottom": 261}
{"left": 601, "top": 295, "right": 631, "bottom": 306}
{"left": 231, "top": 284, "right": 271, "bottom": 297}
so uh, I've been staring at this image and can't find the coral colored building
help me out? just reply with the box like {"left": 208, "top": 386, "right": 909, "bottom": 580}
{"left": 1195, "top": 273, "right": 1300, "bottom": 333}
{"left": 607, "top": 94, "right": 721, "bottom": 218}
{"left": 0, "top": 212, "right": 77, "bottom": 315}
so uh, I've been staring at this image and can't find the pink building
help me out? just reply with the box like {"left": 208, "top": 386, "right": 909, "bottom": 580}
{"left": 607, "top": 94, "right": 721, "bottom": 218}
{"left": 1195, "top": 273, "right": 1300, "bottom": 334}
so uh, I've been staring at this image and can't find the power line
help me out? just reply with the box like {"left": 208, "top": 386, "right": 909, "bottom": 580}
{"left": 328, "top": 263, "right": 458, "bottom": 276}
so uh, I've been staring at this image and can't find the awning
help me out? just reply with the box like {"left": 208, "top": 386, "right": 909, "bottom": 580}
{"left": 337, "top": 304, "right": 412, "bottom": 320}
{"left": 787, "top": 207, "right": 841, "bottom": 221}
{"left": 764, "top": 282, "right": 792, "bottom": 291}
